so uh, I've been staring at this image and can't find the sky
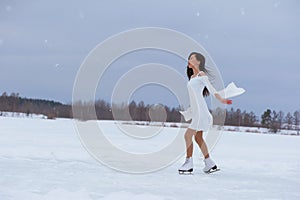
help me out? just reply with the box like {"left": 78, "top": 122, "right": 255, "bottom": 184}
{"left": 0, "top": 0, "right": 300, "bottom": 115}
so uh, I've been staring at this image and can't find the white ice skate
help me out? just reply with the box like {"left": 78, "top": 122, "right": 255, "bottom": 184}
{"left": 178, "top": 157, "right": 193, "bottom": 174}
{"left": 203, "top": 157, "right": 220, "bottom": 174}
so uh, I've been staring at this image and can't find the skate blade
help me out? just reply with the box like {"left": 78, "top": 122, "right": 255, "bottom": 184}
{"left": 204, "top": 165, "right": 220, "bottom": 174}
{"left": 205, "top": 168, "right": 220, "bottom": 174}
{"left": 178, "top": 168, "right": 193, "bottom": 175}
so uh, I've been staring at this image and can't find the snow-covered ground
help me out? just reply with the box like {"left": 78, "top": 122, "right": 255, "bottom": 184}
{"left": 0, "top": 111, "right": 47, "bottom": 119}
{"left": 0, "top": 116, "right": 299, "bottom": 200}
{"left": 120, "top": 121, "right": 300, "bottom": 136}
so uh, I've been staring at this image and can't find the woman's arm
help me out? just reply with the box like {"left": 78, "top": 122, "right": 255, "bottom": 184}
{"left": 199, "top": 72, "right": 232, "bottom": 104}
{"left": 214, "top": 93, "right": 232, "bottom": 104}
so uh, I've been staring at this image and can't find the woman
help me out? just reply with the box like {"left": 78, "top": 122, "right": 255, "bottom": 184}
{"left": 178, "top": 52, "right": 232, "bottom": 174}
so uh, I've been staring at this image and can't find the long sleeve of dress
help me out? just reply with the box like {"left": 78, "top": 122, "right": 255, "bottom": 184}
{"left": 202, "top": 76, "right": 218, "bottom": 96}
{"left": 179, "top": 107, "right": 192, "bottom": 121}
{"left": 202, "top": 76, "right": 245, "bottom": 98}
{"left": 179, "top": 75, "right": 245, "bottom": 122}
{"left": 216, "top": 82, "right": 246, "bottom": 98}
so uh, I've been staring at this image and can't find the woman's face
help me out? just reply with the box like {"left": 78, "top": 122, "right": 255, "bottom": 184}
{"left": 188, "top": 54, "right": 200, "bottom": 69}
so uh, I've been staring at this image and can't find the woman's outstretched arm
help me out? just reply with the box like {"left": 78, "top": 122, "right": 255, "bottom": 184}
{"left": 214, "top": 93, "right": 232, "bottom": 104}
{"left": 199, "top": 71, "right": 232, "bottom": 105}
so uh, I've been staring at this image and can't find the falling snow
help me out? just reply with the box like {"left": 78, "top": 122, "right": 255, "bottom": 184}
{"left": 273, "top": 1, "right": 281, "bottom": 8}
{"left": 196, "top": 12, "right": 200, "bottom": 17}
{"left": 5, "top": 5, "right": 12, "bottom": 12}
{"left": 79, "top": 10, "right": 85, "bottom": 19}
{"left": 240, "top": 8, "right": 245, "bottom": 16}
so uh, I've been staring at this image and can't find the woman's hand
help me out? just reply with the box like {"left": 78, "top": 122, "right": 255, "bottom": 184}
{"left": 214, "top": 93, "right": 233, "bottom": 104}
{"left": 221, "top": 98, "right": 232, "bottom": 104}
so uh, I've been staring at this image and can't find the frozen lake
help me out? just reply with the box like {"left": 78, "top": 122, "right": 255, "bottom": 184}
{"left": 0, "top": 116, "right": 299, "bottom": 200}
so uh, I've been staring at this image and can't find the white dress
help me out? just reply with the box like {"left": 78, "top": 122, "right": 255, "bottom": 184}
{"left": 186, "top": 75, "right": 215, "bottom": 131}
{"left": 180, "top": 73, "right": 245, "bottom": 132}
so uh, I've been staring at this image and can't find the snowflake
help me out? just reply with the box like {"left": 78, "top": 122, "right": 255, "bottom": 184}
{"left": 274, "top": 1, "right": 281, "bottom": 8}
{"left": 79, "top": 11, "right": 85, "bottom": 19}
{"left": 240, "top": 8, "right": 245, "bottom": 16}
{"left": 5, "top": 5, "right": 12, "bottom": 12}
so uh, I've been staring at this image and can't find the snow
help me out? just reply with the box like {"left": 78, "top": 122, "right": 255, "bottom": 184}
{"left": 5, "top": 5, "right": 12, "bottom": 12}
{"left": 79, "top": 10, "right": 85, "bottom": 19}
{"left": 274, "top": 1, "right": 281, "bottom": 8}
{"left": 240, "top": 8, "right": 245, "bottom": 16}
{"left": 224, "top": 125, "right": 299, "bottom": 135}
{"left": 0, "top": 112, "right": 47, "bottom": 119}
{"left": 0, "top": 116, "right": 299, "bottom": 200}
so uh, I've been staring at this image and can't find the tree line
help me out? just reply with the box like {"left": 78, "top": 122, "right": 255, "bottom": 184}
{"left": 0, "top": 92, "right": 299, "bottom": 134}
{"left": 0, "top": 92, "right": 71, "bottom": 119}
{"left": 260, "top": 109, "right": 300, "bottom": 133}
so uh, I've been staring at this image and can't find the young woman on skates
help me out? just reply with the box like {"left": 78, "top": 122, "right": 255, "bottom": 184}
{"left": 178, "top": 52, "right": 233, "bottom": 174}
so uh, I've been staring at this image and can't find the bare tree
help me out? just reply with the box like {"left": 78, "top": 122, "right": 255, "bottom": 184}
{"left": 270, "top": 110, "right": 280, "bottom": 133}
{"left": 293, "top": 110, "right": 300, "bottom": 135}
{"left": 249, "top": 111, "right": 258, "bottom": 127}
{"left": 278, "top": 111, "right": 285, "bottom": 129}
{"left": 284, "top": 112, "right": 293, "bottom": 130}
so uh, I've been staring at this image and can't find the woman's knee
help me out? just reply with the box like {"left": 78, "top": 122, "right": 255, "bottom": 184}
{"left": 184, "top": 129, "right": 194, "bottom": 140}
{"left": 184, "top": 133, "right": 192, "bottom": 141}
{"left": 195, "top": 131, "right": 204, "bottom": 143}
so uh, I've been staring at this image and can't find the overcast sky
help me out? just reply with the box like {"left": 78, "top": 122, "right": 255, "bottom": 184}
{"left": 0, "top": 0, "right": 299, "bottom": 115}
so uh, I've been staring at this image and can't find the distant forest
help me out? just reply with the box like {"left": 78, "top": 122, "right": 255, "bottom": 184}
{"left": 0, "top": 92, "right": 299, "bottom": 133}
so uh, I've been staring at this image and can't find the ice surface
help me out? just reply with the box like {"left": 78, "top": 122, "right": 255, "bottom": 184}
{"left": 0, "top": 117, "right": 299, "bottom": 200}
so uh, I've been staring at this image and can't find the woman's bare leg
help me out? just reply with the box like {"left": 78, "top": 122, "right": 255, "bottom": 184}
{"left": 195, "top": 131, "right": 209, "bottom": 159}
{"left": 184, "top": 128, "right": 195, "bottom": 158}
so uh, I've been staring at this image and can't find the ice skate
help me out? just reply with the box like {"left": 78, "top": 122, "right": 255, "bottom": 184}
{"left": 178, "top": 157, "right": 193, "bottom": 174}
{"left": 203, "top": 157, "right": 220, "bottom": 174}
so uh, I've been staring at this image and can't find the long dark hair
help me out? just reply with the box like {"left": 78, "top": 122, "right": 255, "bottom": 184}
{"left": 186, "top": 52, "right": 209, "bottom": 97}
